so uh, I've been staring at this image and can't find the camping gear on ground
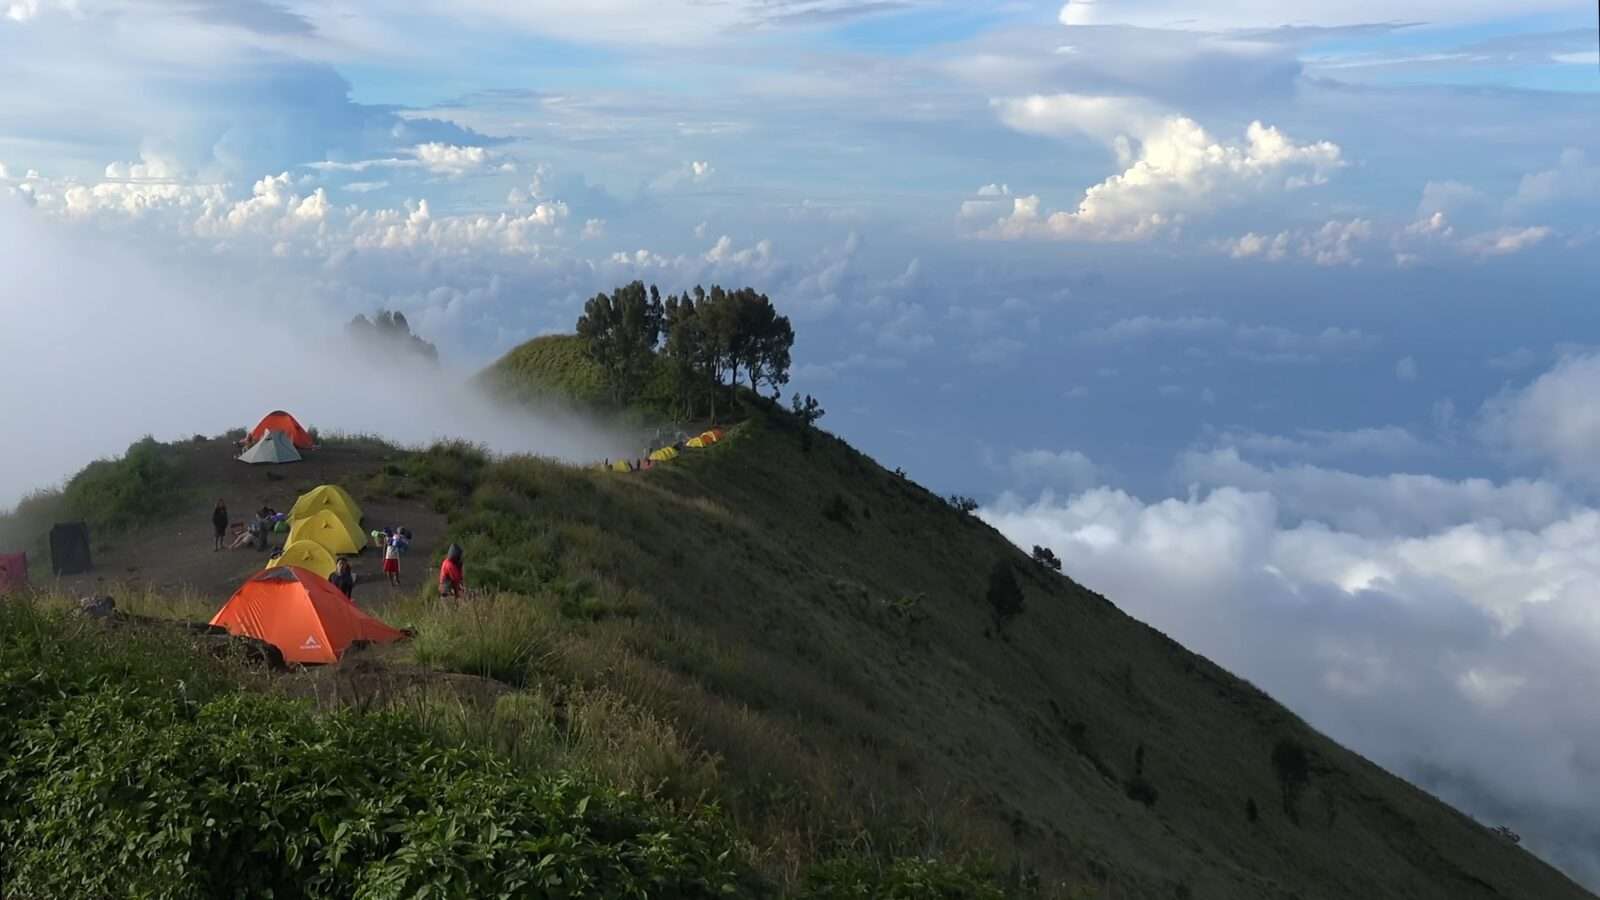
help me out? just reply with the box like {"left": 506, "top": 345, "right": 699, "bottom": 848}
{"left": 0, "top": 552, "right": 27, "bottom": 592}
{"left": 210, "top": 566, "right": 406, "bottom": 665}
{"left": 274, "top": 519, "right": 290, "bottom": 533}
{"left": 287, "top": 509, "right": 365, "bottom": 556}
{"left": 267, "top": 540, "right": 339, "bottom": 580}
{"left": 49, "top": 523, "right": 92, "bottom": 576}
{"left": 685, "top": 429, "right": 723, "bottom": 448}
{"left": 610, "top": 459, "right": 633, "bottom": 472}
{"left": 648, "top": 446, "right": 679, "bottom": 462}
{"left": 248, "top": 410, "right": 314, "bottom": 450}
{"left": 290, "top": 484, "right": 363, "bottom": 527}
{"left": 238, "top": 430, "right": 302, "bottom": 465}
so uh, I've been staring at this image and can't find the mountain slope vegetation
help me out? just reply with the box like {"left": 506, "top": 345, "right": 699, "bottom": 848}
{"left": 0, "top": 333, "right": 1590, "bottom": 898}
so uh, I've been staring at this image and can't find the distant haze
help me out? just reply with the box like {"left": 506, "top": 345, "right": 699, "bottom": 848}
{"left": 0, "top": 200, "right": 635, "bottom": 509}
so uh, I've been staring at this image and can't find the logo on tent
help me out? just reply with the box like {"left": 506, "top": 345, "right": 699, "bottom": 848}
{"left": 301, "top": 634, "right": 322, "bottom": 650}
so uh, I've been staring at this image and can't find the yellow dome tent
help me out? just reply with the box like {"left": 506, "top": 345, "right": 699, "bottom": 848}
{"left": 610, "top": 459, "right": 634, "bottom": 473}
{"left": 290, "top": 484, "right": 363, "bottom": 526}
{"left": 287, "top": 508, "right": 366, "bottom": 556}
{"left": 648, "top": 446, "right": 679, "bottom": 462}
{"left": 266, "top": 540, "right": 338, "bottom": 579}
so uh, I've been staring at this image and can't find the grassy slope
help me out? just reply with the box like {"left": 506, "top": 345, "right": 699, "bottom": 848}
{"left": 442, "top": 335, "right": 1594, "bottom": 898}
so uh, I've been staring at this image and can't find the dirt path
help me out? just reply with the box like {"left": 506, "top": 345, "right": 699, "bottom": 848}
{"left": 48, "top": 438, "right": 448, "bottom": 610}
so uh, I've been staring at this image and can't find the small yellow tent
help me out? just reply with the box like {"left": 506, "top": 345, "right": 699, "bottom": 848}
{"left": 287, "top": 508, "right": 366, "bottom": 556}
{"left": 267, "top": 540, "right": 338, "bottom": 579}
{"left": 610, "top": 459, "right": 634, "bottom": 472}
{"left": 648, "top": 446, "right": 679, "bottom": 462}
{"left": 291, "top": 485, "right": 363, "bottom": 526}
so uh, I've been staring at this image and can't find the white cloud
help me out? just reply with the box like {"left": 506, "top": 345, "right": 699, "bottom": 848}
{"left": 1553, "top": 50, "right": 1600, "bottom": 65}
{"left": 983, "top": 101, "right": 1343, "bottom": 241}
{"left": 1176, "top": 447, "right": 1572, "bottom": 537}
{"left": 704, "top": 234, "right": 772, "bottom": 266}
{"left": 1463, "top": 225, "right": 1552, "bottom": 258}
{"left": 1225, "top": 230, "right": 1288, "bottom": 260}
{"left": 1055, "top": 0, "right": 1579, "bottom": 30}
{"left": 581, "top": 217, "right": 605, "bottom": 239}
{"left": 412, "top": 142, "right": 494, "bottom": 177}
{"left": 691, "top": 160, "right": 713, "bottom": 181}
{"left": 1205, "top": 425, "right": 1431, "bottom": 463}
{"left": 1224, "top": 218, "right": 1372, "bottom": 266}
{"left": 1396, "top": 355, "right": 1419, "bottom": 382}
{"left": 1481, "top": 353, "right": 1600, "bottom": 486}
{"left": 1007, "top": 448, "right": 1102, "bottom": 493}
{"left": 1509, "top": 149, "right": 1600, "bottom": 215}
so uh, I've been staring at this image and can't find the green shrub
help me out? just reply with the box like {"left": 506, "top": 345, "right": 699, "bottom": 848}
{"left": 58, "top": 437, "right": 185, "bottom": 532}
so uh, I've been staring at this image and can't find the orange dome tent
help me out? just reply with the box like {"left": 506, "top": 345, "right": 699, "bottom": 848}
{"left": 249, "top": 410, "right": 314, "bottom": 449}
{"left": 210, "top": 566, "right": 407, "bottom": 665}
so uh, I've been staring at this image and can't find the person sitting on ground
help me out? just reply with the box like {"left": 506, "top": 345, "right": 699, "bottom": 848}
{"left": 329, "top": 558, "right": 357, "bottom": 598}
{"left": 383, "top": 532, "right": 403, "bottom": 586}
{"left": 211, "top": 499, "right": 228, "bottom": 552}
{"left": 439, "top": 543, "right": 465, "bottom": 599}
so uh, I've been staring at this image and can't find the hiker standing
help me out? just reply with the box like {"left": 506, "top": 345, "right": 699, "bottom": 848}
{"left": 383, "top": 532, "right": 402, "bottom": 586}
{"left": 330, "top": 558, "right": 357, "bottom": 598}
{"left": 439, "top": 543, "right": 464, "bottom": 600}
{"left": 211, "top": 500, "right": 229, "bottom": 551}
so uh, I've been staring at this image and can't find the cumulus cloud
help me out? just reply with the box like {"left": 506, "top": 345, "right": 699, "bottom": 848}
{"left": 1223, "top": 218, "right": 1372, "bottom": 266}
{"left": 1395, "top": 355, "right": 1418, "bottom": 381}
{"left": 982, "top": 99, "right": 1343, "bottom": 241}
{"left": 1481, "top": 353, "right": 1600, "bottom": 486}
{"left": 980, "top": 469, "right": 1600, "bottom": 885}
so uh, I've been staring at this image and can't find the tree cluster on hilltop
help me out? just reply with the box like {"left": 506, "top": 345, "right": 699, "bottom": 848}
{"left": 348, "top": 310, "right": 439, "bottom": 364}
{"left": 576, "top": 281, "right": 795, "bottom": 421}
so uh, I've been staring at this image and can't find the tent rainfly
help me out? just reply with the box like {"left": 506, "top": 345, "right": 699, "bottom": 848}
{"left": 249, "top": 411, "right": 314, "bottom": 449}
{"left": 210, "top": 566, "right": 406, "bottom": 664}
{"left": 286, "top": 509, "right": 366, "bottom": 556}
{"left": 290, "top": 484, "right": 362, "bottom": 526}
{"left": 267, "top": 540, "right": 339, "bottom": 579}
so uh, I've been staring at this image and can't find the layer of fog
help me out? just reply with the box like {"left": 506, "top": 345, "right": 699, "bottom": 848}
{"left": 0, "top": 199, "right": 641, "bottom": 509}
{"left": 983, "top": 445, "right": 1600, "bottom": 889}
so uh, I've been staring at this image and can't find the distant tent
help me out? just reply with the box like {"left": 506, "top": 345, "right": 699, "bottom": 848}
{"left": 686, "top": 429, "right": 723, "bottom": 449}
{"left": 49, "top": 522, "right": 92, "bottom": 576}
{"left": 210, "top": 566, "right": 406, "bottom": 665}
{"left": 287, "top": 509, "right": 365, "bottom": 556}
{"left": 0, "top": 552, "right": 27, "bottom": 592}
{"left": 238, "top": 430, "right": 302, "bottom": 465}
{"left": 249, "top": 410, "right": 314, "bottom": 449}
{"left": 648, "top": 446, "right": 679, "bottom": 463}
{"left": 290, "top": 484, "right": 362, "bottom": 526}
{"left": 610, "top": 459, "right": 633, "bottom": 473}
{"left": 266, "top": 540, "right": 338, "bottom": 579}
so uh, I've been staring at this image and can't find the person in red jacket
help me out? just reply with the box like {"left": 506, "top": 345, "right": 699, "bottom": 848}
{"left": 439, "top": 543, "right": 464, "bottom": 599}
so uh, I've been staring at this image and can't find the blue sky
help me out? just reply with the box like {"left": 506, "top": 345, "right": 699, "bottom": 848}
{"left": 3, "top": 0, "right": 1600, "bottom": 887}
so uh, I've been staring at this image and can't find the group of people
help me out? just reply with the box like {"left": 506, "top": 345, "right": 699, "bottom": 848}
{"left": 210, "top": 498, "right": 466, "bottom": 599}
{"left": 212, "top": 500, "right": 284, "bottom": 552}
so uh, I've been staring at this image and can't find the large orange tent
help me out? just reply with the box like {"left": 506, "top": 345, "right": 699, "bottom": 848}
{"left": 210, "top": 566, "right": 406, "bottom": 665}
{"left": 249, "top": 410, "right": 314, "bottom": 449}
